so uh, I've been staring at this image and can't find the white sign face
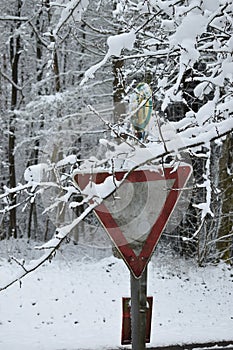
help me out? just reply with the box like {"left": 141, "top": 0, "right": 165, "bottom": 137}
{"left": 73, "top": 165, "right": 192, "bottom": 278}
{"left": 102, "top": 179, "right": 175, "bottom": 255}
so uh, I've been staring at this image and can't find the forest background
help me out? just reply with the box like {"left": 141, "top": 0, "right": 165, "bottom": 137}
{"left": 0, "top": 0, "right": 233, "bottom": 280}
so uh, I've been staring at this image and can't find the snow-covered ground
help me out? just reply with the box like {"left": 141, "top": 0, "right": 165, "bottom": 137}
{"left": 0, "top": 240, "right": 232, "bottom": 350}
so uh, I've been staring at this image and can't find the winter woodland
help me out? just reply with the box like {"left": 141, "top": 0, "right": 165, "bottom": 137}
{"left": 0, "top": 0, "right": 233, "bottom": 289}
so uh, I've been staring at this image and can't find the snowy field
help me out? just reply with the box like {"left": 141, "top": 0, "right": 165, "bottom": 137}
{"left": 0, "top": 240, "right": 233, "bottom": 350}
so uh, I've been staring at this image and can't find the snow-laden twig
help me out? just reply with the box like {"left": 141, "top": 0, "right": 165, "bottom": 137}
{"left": 53, "top": 0, "right": 89, "bottom": 39}
{"left": 87, "top": 104, "right": 139, "bottom": 148}
{"left": 0, "top": 16, "right": 28, "bottom": 21}
{"left": 0, "top": 70, "right": 23, "bottom": 91}
{"left": 80, "top": 29, "right": 136, "bottom": 85}
{"left": 0, "top": 171, "right": 129, "bottom": 291}
{"left": 193, "top": 146, "right": 214, "bottom": 220}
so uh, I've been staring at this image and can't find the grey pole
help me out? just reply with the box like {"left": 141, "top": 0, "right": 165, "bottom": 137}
{"left": 130, "top": 266, "right": 148, "bottom": 350}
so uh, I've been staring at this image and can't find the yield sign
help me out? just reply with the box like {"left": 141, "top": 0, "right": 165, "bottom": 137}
{"left": 73, "top": 165, "right": 192, "bottom": 278}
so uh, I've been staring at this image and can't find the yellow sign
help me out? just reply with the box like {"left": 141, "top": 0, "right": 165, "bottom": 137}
{"left": 130, "top": 82, "right": 153, "bottom": 132}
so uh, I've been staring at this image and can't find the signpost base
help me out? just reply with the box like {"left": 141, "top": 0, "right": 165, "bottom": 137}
{"left": 130, "top": 266, "right": 148, "bottom": 350}
{"left": 121, "top": 296, "right": 153, "bottom": 345}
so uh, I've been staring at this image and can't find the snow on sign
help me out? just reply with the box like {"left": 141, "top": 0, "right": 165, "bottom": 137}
{"left": 73, "top": 165, "right": 192, "bottom": 278}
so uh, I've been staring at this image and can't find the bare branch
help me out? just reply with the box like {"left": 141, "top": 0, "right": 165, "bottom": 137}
{"left": 0, "top": 70, "right": 23, "bottom": 91}
{"left": 0, "top": 16, "right": 28, "bottom": 21}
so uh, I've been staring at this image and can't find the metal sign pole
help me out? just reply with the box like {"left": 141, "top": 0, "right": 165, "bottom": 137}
{"left": 130, "top": 266, "right": 148, "bottom": 350}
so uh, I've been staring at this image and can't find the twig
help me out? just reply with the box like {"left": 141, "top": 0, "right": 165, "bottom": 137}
{"left": 87, "top": 104, "right": 137, "bottom": 149}
{"left": 10, "top": 257, "right": 28, "bottom": 273}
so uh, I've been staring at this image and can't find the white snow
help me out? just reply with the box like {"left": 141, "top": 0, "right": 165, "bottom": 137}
{"left": 82, "top": 176, "right": 121, "bottom": 201}
{"left": 107, "top": 30, "right": 136, "bottom": 57}
{"left": 24, "top": 164, "right": 49, "bottom": 183}
{"left": 113, "top": 2, "right": 124, "bottom": 18}
{"left": 81, "top": 29, "right": 136, "bottom": 85}
{"left": 0, "top": 240, "right": 232, "bottom": 350}
{"left": 169, "top": 13, "right": 208, "bottom": 47}
{"left": 56, "top": 155, "right": 77, "bottom": 168}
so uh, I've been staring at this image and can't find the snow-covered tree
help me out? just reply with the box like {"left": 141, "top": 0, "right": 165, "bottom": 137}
{"left": 0, "top": 0, "right": 233, "bottom": 289}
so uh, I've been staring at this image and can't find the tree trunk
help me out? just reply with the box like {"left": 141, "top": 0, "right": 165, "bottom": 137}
{"left": 217, "top": 135, "right": 233, "bottom": 263}
{"left": 8, "top": 2, "right": 22, "bottom": 238}
{"left": 112, "top": 57, "right": 126, "bottom": 123}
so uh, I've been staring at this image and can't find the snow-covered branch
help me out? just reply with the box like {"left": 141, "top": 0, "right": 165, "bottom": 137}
{"left": 53, "top": 0, "right": 89, "bottom": 39}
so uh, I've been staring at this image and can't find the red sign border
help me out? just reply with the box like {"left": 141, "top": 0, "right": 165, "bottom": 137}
{"left": 74, "top": 165, "right": 192, "bottom": 278}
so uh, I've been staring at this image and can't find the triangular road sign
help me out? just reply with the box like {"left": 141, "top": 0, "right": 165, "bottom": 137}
{"left": 73, "top": 165, "right": 192, "bottom": 278}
